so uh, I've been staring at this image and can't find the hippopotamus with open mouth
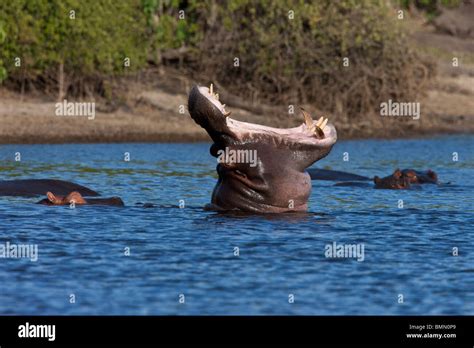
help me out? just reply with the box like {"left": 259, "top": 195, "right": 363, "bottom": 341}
{"left": 188, "top": 84, "right": 337, "bottom": 213}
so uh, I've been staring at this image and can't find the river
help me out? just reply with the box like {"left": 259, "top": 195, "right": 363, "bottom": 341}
{"left": 0, "top": 135, "right": 472, "bottom": 314}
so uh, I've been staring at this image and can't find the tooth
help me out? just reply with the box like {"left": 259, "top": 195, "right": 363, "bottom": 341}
{"left": 224, "top": 111, "right": 231, "bottom": 116}
{"left": 314, "top": 126, "right": 325, "bottom": 138}
{"left": 215, "top": 93, "right": 219, "bottom": 100}
{"left": 222, "top": 104, "right": 226, "bottom": 108}
{"left": 316, "top": 117, "right": 324, "bottom": 127}
{"left": 210, "top": 83, "right": 214, "bottom": 95}
{"left": 300, "top": 108, "right": 313, "bottom": 128}
{"left": 320, "top": 118, "right": 328, "bottom": 130}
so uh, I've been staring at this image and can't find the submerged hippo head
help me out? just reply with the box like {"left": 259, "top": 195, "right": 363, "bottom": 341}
{"left": 188, "top": 84, "right": 337, "bottom": 213}
{"left": 401, "top": 169, "right": 438, "bottom": 184}
{"left": 42, "top": 191, "right": 88, "bottom": 205}
{"left": 374, "top": 169, "right": 411, "bottom": 189}
{"left": 37, "top": 191, "right": 124, "bottom": 206}
{"left": 374, "top": 168, "right": 439, "bottom": 189}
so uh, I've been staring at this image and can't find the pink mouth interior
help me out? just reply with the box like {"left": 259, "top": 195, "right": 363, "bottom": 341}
{"left": 197, "top": 86, "right": 337, "bottom": 146}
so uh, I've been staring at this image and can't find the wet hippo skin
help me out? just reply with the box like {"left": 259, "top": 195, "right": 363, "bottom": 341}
{"left": 188, "top": 84, "right": 337, "bottom": 213}
{"left": 308, "top": 169, "right": 371, "bottom": 181}
{"left": 374, "top": 169, "right": 438, "bottom": 189}
{"left": 0, "top": 179, "right": 99, "bottom": 197}
{"left": 308, "top": 168, "right": 439, "bottom": 190}
{"left": 0, "top": 179, "right": 124, "bottom": 206}
{"left": 36, "top": 191, "right": 124, "bottom": 206}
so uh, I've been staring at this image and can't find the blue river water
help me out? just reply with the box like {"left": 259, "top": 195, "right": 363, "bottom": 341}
{"left": 0, "top": 135, "right": 472, "bottom": 315}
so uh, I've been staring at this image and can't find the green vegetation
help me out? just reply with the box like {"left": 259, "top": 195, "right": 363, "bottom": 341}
{"left": 142, "top": 0, "right": 200, "bottom": 54}
{"left": 0, "top": 22, "right": 6, "bottom": 82}
{"left": 0, "top": 0, "right": 148, "bottom": 95}
{"left": 398, "top": 0, "right": 461, "bottom": 19}
{"left": 0, "top": 0, "right": 448, "bottom": 119}
{"left": 192, "top": 1, "right": 433, "bottom": 120}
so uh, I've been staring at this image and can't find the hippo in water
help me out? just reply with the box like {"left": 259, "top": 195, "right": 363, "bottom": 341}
{"left": 308, "top": 168, "right": 439, "bottom": 189}
{"left": 188, "top": 84, "right": 337, "bottom": 213}
{"left": 0, "top": 179, "right": 124, "bottom": 206}
{"left": 37, "top": 191, "right": 124, "bottom": 206}
{"left": 373, "top": 169, "right": 438, "bottom": 189}
{"left": 0, "top": 179, "right": 99, "bottom": 197}
{"left": 400, "top": 169, "right": 438, "bottom": 184}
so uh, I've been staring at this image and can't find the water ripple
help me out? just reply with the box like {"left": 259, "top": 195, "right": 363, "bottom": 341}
{"left": 0, "top": 136, "right": 473, "bottom": 314}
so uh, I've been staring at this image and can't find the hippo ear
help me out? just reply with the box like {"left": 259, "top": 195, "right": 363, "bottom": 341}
{"left": 69, "top": 191, "right": 89, "bottom": 204}
{"left": 66, "top": 191, "right": 83, "bottom": 203}
{"left": 393, "top": 169, "right": 402, "bottom": 179}
{"left": 46, "top": 192, "right": 58, "bottom": 204}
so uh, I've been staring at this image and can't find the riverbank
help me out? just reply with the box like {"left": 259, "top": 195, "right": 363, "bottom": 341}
{"left": 1, "top": 15, "right": 473, "bottom": 144}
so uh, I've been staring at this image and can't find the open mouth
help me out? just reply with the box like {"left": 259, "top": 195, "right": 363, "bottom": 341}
{"left": 195, "top": 84, "right": 337, "bottom": 146}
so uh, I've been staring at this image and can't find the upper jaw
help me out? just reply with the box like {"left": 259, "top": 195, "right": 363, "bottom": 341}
{"left": 196, "top": 85, "right": 230, "bottom": 116}
{"left": 188, "top": 84, "right": 337, "bottom": 148}
{"left": 226, "top": 117, "right": 337, "bottom": 148}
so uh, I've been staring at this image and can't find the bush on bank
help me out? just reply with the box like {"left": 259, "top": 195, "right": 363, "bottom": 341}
{"left": 0, "top": 0, "right": 440, "bottom": 120}
{"left": 0, "top": 0, "right": 148, "bottom": 96}
{"left": 193, "top": 0, "right": 434, "bottom": 120}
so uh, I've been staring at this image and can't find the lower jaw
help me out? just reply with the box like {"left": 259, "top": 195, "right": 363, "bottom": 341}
{"left": 208, "top": 199, "right": 308, "bottom": 214}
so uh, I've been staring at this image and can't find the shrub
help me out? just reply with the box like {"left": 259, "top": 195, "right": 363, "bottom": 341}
{"left": 193, "top": 0, "right": 433, "bottom": 120}
{"left": 398, "top": 0, "right": 461, "bottom": 19}
{"left": 0, "top": 22, "right": 6, "bottom": 82}
{"left": 0, "top": 0, "right": 434, "bottom": 123}
{"left": 0, "top": 0, "right": 148, "bottom": 97}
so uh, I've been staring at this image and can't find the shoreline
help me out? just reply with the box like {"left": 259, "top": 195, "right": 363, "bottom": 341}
{"left": 1, "top": 46, "right": 473, "bottom": 145}
{"left": 1, "top": 129, "right": 472, "bottom": 145}
{"left": 1, "top": 73, "right": 473, "bottom": 144}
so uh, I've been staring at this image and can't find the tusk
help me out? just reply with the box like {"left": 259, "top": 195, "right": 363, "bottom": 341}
{"left": 300, "top": 108, "right": 313, "bottom": 128}
{"left": 316, "top": 117, "right": 324, "bottom": 127}
{"left": 210, "top": 83, "right": 214, "bottom": 95}
{"left": 314, "top": 126, "right": 325, "bottom": 138}
{"left": 320, "top": 118, "right": 328, "bottom": 130}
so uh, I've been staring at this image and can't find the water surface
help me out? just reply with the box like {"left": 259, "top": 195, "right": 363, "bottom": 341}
{"left": 0, "top": 135, "right": 472, "bottom": 314}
